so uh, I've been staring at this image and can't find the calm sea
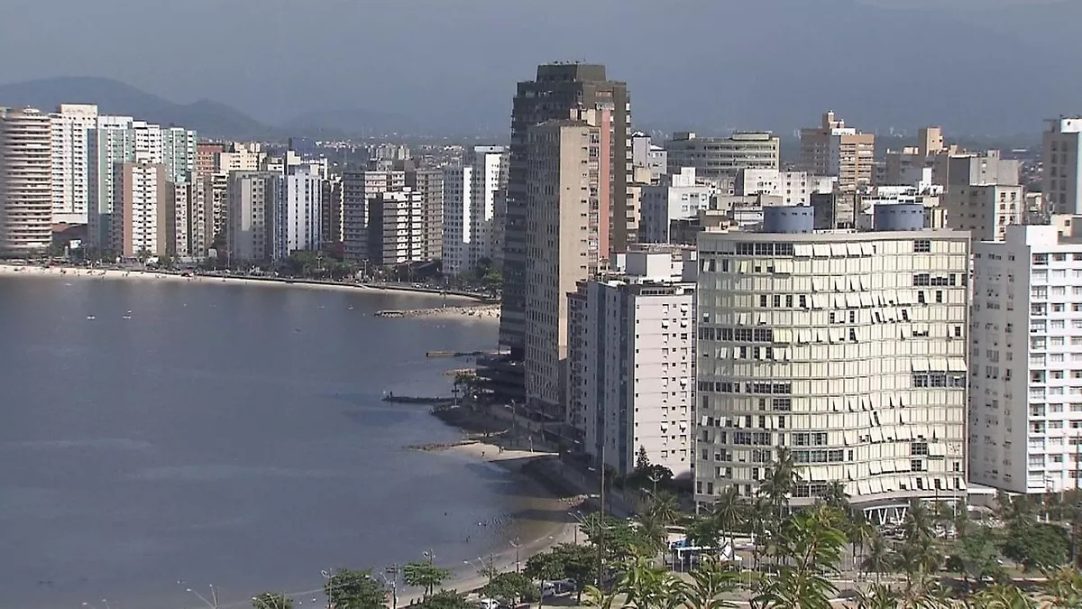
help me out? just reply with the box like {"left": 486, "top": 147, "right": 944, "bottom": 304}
{"left": 0, "top": 275, "right": 515, "bottom": 609}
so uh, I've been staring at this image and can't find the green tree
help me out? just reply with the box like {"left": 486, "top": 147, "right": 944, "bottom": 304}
{"left": 847, "top": 516, "right": 877, "bottom": 580}
{"left": 1043, "top": 565, "right": 1082, "bottom": 608}
{"left": 550, "top": 543, "right": 596, "bottom": 602}
{"left": 861, "top": 533, "right": 895, "bottom": 585}
{"left": 324, "top": 569, "right": 386, "bottom": 609}
{"left": 856, "top": 584, "right": 899, "bottom": 609}
{"left": 403, "top": 560, "right": 452, "bottom": 599}
{"left": 482, "top": 571, "right": 536, "bottom": 606}
{"left": 968, "top": 584, "right": 1036, "bottom": 609}
{"left": 752, "top": 505, "right": 846, "bottom": 609}
{"left": 684, "top": 556, "right": 739, "bottom": 609}
{"left": 946, "top": 526, "right": 1005, "bottom": 588}
{"left": 416, "top": 590, "right": 472, "bottom": 609}
{"left": 525, "top": 551, "right": 565, "bottom": 609}
{"left": 251, "top": 592, "right": 293, "bottom": 609}
{"left": 620, "top": 554, "right": 686, "bottom": 609}
{"left": 711, "top": 485, "right": 746, "bottom": 558}
{"left": 1000, "top": 522, "right": 1069, "bottom": 572}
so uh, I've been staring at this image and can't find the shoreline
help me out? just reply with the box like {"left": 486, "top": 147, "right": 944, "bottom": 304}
{"left": 0, "top": 263, "right": 496, "bottom": 309}
{"left": 406, "top": 439, "right": 583, "bottom": 603}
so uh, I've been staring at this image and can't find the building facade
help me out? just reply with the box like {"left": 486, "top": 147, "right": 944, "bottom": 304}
{"left": 283, "top": 167, "right": 323, "bottom": 257}
{"left": 501, "top": 63, "right": 630, "bottom": 359}
{"left": 112, "top": 160, "right": 169, "bottom": 257}
{"left": 342, "top": 169, "right": 405, "bottom": 262}
{"left": 443, "top": 145, "right": 508, "bottom": 276}
{"left": 0, "top": 107, "right": 53, "bottom": 255}
{"left": 800, "top": 112, "right": 875, "bottom": 192}
{"left": 1043, "top": 118, "right": 1082, "bottom": 215}
{"left": 49, "top": 103, "right": 98, "bottom": 225}
{"left": 406, "top": 167, "right": 444, "bottom": 262}
{"left": 567, "top": 250, "right": 697, "bottom": 479}
{"left": 969, "top": 223, "right": 1082, "bottom": 494}
{"left": 523, "top": 120, "right": 601, "bottom": 417}
{"left": 639, "top": 167, "right": 716, "bottom": 244}
{"left": 665, "top": 132, "right": 779, "bottom": 183}
{"left": 227, "top": 171, "right": 281, "bottom": 263}
{"left": 695, "top": 218, "right": 969, "bottom": 518}
{"left": 368, "top": 189, "right": 422, "bottom": 266}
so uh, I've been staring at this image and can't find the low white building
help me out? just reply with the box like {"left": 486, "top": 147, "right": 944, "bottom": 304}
{"left": 969, "top": 221, "right": 1082, "bottom": 494}
{"left": 567, "top": 249, "right": 697, "bottom": 479}
{"left": 640, "top": 168, "right": 716, "bottom": 243}
{"left": 734, "top": 169, "right": 833, "bottom": 205}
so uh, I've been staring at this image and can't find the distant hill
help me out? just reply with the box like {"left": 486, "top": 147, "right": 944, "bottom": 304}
{"left": 0, "top": 77, "right": 274, "bottom": 140}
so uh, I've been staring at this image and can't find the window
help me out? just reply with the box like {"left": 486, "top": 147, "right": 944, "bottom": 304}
{"left": 914, "top": 240, "right": 931, "bottom": 253}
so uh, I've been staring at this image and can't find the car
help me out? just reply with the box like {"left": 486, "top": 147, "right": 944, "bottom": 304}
{"left": 477, "top": 598, "right": 500, "bottom": 609}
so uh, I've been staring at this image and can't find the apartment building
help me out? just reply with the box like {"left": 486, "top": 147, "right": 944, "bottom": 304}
{"left": 969, "top": 223, "right": 1082, "bottom": 494}
{"left": 0, "top": 108, "right": 53, "bottom": 255}
{"left": 639, "top": 168, "right": 716, "bottom": 244}
{"left": 501, "top": 63, "right": 630, "bottom": 360}
{"left": 695, "top": 207, "right": 969, "bottom": 519}
{"left": 665, "top": 132, "right": 779, "bottom": 184}
{"left": 112, "top": 160, "right": 169, "bottom": 257}
{"left": 1044, "top": 118, "right": 1082, "bottom": 215}
{"left": 524, "top": 120, "right": 602, "bottom": 418}
{"left": 282, "top": 166, "right": 323, "bottom": 257}
{"left": 368, "top": 189, "right": 422, "bottom": 266}
{"left": 227, "top": 171, "right": 281, "bottom": 263}
{"left": 443, "top": 145, "right": 508, "bottom": 275}
{"left": 342, "top": 169, "right": 405, "bottom": 262}
{"left": 405, "top": 166, "right": 444, "bottom": 262}
{"left": 567, "top": 249, "right": 697, "bottom": 479}
{"left": 49, "top": 103, "right": 98, "bottom": 224}
{"left": 800, "top": 112, "right": 875, "bottom": 192}
{"left": 941, "top": 151, "right": 1022, "bottom": 242}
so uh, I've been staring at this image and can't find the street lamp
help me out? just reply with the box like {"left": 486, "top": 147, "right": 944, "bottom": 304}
{"left": 509, "top": 537, "right": 522, "bottom": 572}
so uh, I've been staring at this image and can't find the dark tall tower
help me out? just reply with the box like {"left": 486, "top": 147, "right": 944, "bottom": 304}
{"left": 499, "top": 63, "right": 630, "bottom": 360}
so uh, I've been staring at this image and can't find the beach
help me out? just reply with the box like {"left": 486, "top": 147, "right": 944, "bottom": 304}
{"left": 0, "top": 263, "right": 499, "bottom": 320}
{"left": 402, "top": 439, "right": 583, "bottom": 604}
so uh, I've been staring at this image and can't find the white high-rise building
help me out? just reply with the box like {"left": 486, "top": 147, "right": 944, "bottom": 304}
{"left": 0, "top": 107, "right": 53, "bottom": 255}
{"left": 87, "top": 118, "right": 165, "bottom": 251}
{"left": 368, "top": 189, "right": 422, "bottom": 266}
{"left": 1044, "top": 118, "right": 1082, "bottom": 215}
{"left": 567, "top": 249, "right": 698, "bottom": 479}
{"left": 442, "top": 145, "right": 508, "bottom": 275}
{"left": 969, "top": 223, "right": 1082, "bottom": 494}
{"left": 50, "top": 104, "right": 98, "bottom": 224}
{"left": 695, "top": 208, "right": 969, "bottom": 520}
{"left": 282, "top": 166, "right": 323, "bottom": 257}
{"left": 639, "top": 168, "right": 716, "bottom": 244}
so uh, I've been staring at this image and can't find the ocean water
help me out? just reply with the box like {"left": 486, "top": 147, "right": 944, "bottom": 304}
{"left": 0, "top": 275, "right": 519, "bottom": 609}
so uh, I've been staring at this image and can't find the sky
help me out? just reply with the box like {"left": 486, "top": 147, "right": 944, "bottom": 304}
{"left": 0, "top": 0, "right": 1077, "bottom": 136}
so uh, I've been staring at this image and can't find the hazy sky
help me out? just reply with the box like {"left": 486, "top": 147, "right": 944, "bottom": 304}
{"left": 0, "top": 0, "right": 1076, "bottom": 135}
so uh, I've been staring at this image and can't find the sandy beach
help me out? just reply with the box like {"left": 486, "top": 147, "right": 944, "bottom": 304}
{"left": 401, "top": 440, "right": 584, "bottom": 603}
{"left": 0, "top": 264, "right": 499, "bottom": 319}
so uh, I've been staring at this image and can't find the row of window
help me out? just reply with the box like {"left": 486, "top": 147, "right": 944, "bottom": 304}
{"left": 696, "top": 381, "right": 792, "bottom": 395}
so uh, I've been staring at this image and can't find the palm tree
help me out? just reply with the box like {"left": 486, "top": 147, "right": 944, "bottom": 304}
{"left": 1043, "top": 565, "right": 1082, "bottom": 608}
{"left": 857, "top": 584, "right": 899, "bottom": 609}
{"left": 902, "top": 499, "right": 934, "bottom": 543}
{"left": 712, "top": 486, "right": 745, "bottom": 557}
{"left": 684, "top": 557, "right": 739, "bottom": 609}
{"left": 848, "top": 516, "right": 877, "bottom": 579}
{"left": 620, "top": 554, "right": 686, "bottom": 609}
{"left": 969, "top": 584, "right": 1037, "bottom": 609}
{"left": 645, "top": 490, "right": 680, "bottom": 527}
{"left": 821, "top": 481, "right": 850, "bottom": 513}
{"left": 861, "top": 532, "right": 894, "bottom": 585}
{"left": 751, "top": 505, "right": 846, "bottom": 609}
